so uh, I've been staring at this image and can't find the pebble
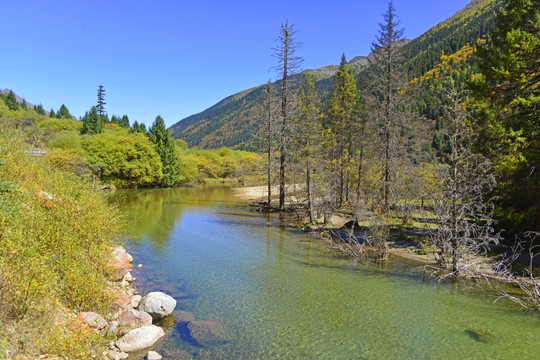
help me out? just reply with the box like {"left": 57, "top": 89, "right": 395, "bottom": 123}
{"left": 147, "top": 351, "right": 163, "bottom": 360}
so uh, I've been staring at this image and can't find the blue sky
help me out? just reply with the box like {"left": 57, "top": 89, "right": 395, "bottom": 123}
{"left": 0, "top": 0, "right": 471, "bottom": 127}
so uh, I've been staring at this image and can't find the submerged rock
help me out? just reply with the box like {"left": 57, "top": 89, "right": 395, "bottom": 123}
{"left": 76, "top": 311, "right": 107, "bottom": 330}
{"left": 116, "top": 325, "right": 165, "bottom": 353}
{"left": 138, "top": 292, "right": 176, "bottom": 322}
{"left": 464, "top": 329, "right": 492, "bottom": 343}
{"left": 187, "top": 320, "right": 233, "bottom": 346}
{"left": 172, "top": 310, "right": 196, "bottom": 323}
{"left": 161, "top": 349, "right": 193, "bottom": 360}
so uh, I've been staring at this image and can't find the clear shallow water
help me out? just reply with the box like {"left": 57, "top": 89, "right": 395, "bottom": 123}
{"left": 110, "top": 187, "right": 540, "bottom": 360}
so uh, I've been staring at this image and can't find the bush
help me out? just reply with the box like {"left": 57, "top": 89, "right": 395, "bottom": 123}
{"left": 82, "top": 130, "right": 163, "bottom": 187}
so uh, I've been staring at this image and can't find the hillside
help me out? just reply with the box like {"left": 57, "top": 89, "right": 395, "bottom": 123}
{"left": 169, "top": 60, "right": 366, "bottom": 149}
{"left": 171, "top": 0, "right": 502, "bottom": 150}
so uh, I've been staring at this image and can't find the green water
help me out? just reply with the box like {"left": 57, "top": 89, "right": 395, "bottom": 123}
{"left": 111, "top": 187, "right": 540, "bottom": 359}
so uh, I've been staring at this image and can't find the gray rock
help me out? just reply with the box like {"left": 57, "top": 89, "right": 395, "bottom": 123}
{"left": 116, "top": 325, "right": 165, "bottom": 353}
{"left": 138, "top": 292, "right": 176, "bottom": 322}
{"left": 107, "top": 350, "right": 128, "bottom": 360}
{"left": 123, "top": 272, "right": 134, "bottom": 282}
{"left": 187, "top": 320, "right": 233, "bottom": 346}
{"left": 146, "top": 350, "right": 162, "bottom": 360}
{"left": 131, "top": 295, "right": 142, "bottom": 308}
{"left": 107, "top": 321, "right": 119, "bottom": 337}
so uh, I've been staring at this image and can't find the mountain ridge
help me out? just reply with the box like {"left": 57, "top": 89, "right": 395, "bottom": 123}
{"left": 169, "top": 1, "right": 501, "bottom": 149}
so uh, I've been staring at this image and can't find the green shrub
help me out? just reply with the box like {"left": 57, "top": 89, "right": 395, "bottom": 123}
{"left": 82, "top": 130, "right": 163, "bottom": 187}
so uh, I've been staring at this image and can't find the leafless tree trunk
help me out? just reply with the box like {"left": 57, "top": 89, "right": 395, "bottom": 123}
{"left": 273, "top": 21, "right": 303, "bottom": 211}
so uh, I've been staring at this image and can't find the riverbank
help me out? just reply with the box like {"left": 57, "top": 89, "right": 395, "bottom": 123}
{"left": 233, "top": 185, "right": 437, "bottom": 265}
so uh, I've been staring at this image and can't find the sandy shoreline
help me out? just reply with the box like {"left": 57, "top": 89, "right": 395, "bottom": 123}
{"left": 232, "top": 185, "right": 273, "bottom": 200}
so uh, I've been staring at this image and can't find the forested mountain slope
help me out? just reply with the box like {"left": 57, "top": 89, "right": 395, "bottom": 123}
{"left": 169, "top": 61, "right": 366, "bottom": 149}
{"left": 170, "top": 0, "right": 502, "bottom": 150}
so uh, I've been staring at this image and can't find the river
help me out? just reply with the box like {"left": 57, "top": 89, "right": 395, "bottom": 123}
{"left": 110, "top": 186, "right": 540, "bottom": 359}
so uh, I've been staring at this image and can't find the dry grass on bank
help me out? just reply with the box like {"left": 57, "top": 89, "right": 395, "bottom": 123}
{"left": 0, "top": 126, "right": 123, "bottom": 358}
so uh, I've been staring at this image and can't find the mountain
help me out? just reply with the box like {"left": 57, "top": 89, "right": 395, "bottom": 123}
{"left": 170, "top": 0, "right": 502, "bottom": 150}
{"left": 170, "top": 60, "right": 367, "bottom": 149}
{"left": 1, "top": 89, "right": 36, "bottom": 109}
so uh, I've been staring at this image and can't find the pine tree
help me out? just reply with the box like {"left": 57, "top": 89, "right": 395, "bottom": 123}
{"left": 81, "top": 106, "right": 104, "bottom": 135}
{"left": 149, "top": 115, "right": 179, "bottom": 186}
{"left": 4, "top": 91, "right": 19, "bottom": 111}
{"left": 473, "top": 0, "right": 540, "bottom": 231}
{"left": 20, "top": 98, "right": 28, "bottom": 110}
{"left": 369, "top": 1, "right": 411, "bottom": 212}
{"left": 57, "top": 104, "right": 71, "bottom": 119}
{"left": 273, "top": 21, "right": 303, "bottom": 210}
{"left": 292, "top": 74, "right": 323, "bottom": 223}
{"left": 120, "top": 115, "right": 130, "bottom": 128}
{"left": 327, "top": 53, "right": 357, "bottom": 206}
{"left": 97, "top": 85, "right": 106, "bottom": 116}
{"left": 130, "top": 121, "right": 147, "bottom": 134}
{"left": 34, "top": 104, "right": 45, "bottom": 115}
{"left": 49, "top": 109, "right": 56, "bottom": 118}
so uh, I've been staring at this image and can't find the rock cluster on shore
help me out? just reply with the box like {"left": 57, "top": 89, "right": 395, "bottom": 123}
{"left": 64, "top": 245, "right": 234, "bottom": 360}
{"left": 73, "top": 246, "right": 176, "bottom": 360}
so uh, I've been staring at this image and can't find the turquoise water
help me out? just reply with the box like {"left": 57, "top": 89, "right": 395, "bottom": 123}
{"left": 111, "top": 187, "right": 540, "bottom": 359}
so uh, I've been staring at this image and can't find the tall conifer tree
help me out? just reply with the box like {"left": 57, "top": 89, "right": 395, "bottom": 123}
{"left": 327, "top": 54, "right": 357, "bottom": 206}
{"left": 369, "top": 1, "right": 411, "bottom": 212}
{"left": 97, "top": 85, "right": 106, "bottom": 116}
{"left": 149, "top": 115, "right": 179, "bottom": 186}
{"left": 293, "top": 74, "right": 323, "bottom": 223}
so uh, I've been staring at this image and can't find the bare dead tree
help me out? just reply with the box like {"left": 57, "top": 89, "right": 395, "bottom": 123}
{"left": 430, "top": 84, "right": 500, "bottom": 277}
{"left": 368, "top": 214, "right": 390, "bottom": 261}
{"left": 273, "top": 21, "right": 303, "bottom": 210}
{"left": 492, "top": 232, "right": 540, "bottom": 310}
{"left": 315, "top": 228, "right": 368, "bottom": 258}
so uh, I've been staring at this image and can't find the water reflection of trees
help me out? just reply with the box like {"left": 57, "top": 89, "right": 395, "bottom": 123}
{"left": 110, "top": 187, "right": 239, "bottom": 253}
